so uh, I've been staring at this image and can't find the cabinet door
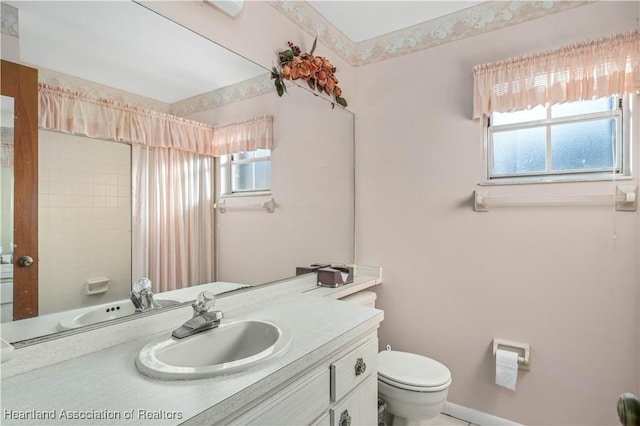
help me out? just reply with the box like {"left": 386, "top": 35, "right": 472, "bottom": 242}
{"left": 228, "top": 368, "right": 330, "bottom": 426}
{"left": 330, "top": 374, "right": 377, "bottom": 426}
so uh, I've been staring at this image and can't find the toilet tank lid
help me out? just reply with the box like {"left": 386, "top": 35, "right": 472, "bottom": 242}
{"left": 378, "top": 350, "right": 451, "bottom": 388}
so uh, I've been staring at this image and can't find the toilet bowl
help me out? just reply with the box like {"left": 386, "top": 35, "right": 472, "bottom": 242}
{"left": 378, "top": 349, "right": 451, "bottom": 425}
{"left": 340, "top": 291, "right": 451, "bottom": 425}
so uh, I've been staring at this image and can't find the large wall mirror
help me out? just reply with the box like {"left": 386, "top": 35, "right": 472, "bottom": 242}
{"left": 0, "top": 1, "right": 355, "bottom": 344}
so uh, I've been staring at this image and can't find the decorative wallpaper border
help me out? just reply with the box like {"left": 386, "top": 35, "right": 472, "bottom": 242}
{"left": 170, "top": 73, "right": 273, "bottom": 117}
{"left": 269, "top": 1, "right": 596, "bottom": 66}
{"left": 6, "top": 1, "right": 598, "bottom": 114}
{"left": 37, "top": 69, "right": 273, "bottom": 118}
{"left": 38, "top": 68, "right": 171, "bottom": 113}
{"left": 267, "top": 0, "right": 358, "bottom": 64}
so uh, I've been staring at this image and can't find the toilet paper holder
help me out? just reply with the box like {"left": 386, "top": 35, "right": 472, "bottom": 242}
{"left": 493, "top": 338, "right": 530, "bottom": 370}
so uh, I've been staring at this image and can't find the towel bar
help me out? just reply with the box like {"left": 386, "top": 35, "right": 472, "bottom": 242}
{"left": 475, "top": 185, "right": 637, "bottom": 212}
{"left": 214, "top": 198, "right": 275, "bottom": 213}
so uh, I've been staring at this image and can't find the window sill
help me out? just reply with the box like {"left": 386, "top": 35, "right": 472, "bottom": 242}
{"left": 220, "top": 191, "right": 272, "bottom": 199}
{"left": 479, "top": 174, "right": 633, "bottom": 186}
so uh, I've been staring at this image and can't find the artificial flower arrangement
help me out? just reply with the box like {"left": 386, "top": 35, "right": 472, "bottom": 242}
{"left": 271, "top": 38, "right": 347, "bottom": 108}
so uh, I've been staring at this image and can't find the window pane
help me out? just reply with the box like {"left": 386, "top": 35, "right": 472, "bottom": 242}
{"left": 254, "top": 149, "right": 271, "bottom": 159}
{"left": 231, "top": 163, "right": 254, "bottom": 191}
{"left": 492, "top": 127, "right": 546, "bottom": 175}
{"left": 492, "top": 105, "right": 546, "bottom": 126}
{"left": 551, "top": 97, "right": 614, "bottom": 118}
{"left": 254, "top": 161, "right": 271, "bottom": 190}
{"left": 233, "top": 152, "right": 254, "bottom": 161}
{"left": 550, "top": 119, "right": 615, "bottom": 171}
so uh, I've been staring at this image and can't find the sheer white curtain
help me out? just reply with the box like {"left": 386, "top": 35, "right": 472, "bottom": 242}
{"left": 473, "top": 29, "right": 640, "bottom": 119}
{"left": 132, "top": 145, "right": 215, "bottom": 292}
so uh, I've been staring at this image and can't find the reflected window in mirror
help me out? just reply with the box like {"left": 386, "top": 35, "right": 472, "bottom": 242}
{"left": 221, "top": 149, "right": 271, "bottom": 195}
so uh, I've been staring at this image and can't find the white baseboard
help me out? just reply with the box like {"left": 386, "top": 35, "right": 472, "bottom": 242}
{"left": 442, "top": 402, "right": 523, "bottom": 426}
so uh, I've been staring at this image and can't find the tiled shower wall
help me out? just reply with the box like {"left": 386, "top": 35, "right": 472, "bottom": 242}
{"left": 38, "top": 130, "right": 131, "bottom": 315}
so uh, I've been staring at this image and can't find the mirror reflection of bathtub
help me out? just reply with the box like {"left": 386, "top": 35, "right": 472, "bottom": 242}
{"left": 0, "top": 264, "right": 13, "bottom": 323}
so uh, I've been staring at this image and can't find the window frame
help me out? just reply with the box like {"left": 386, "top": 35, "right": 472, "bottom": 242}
{"left": 219, "top": 149, "right": 272, "bottom": 197}
{"left": 482, "top": 95, "right": 632, "bottom": 185}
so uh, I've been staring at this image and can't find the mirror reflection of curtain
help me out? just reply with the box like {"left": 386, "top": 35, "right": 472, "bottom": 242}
{"left": 38, "top": 84, "right": 274, "bottom": 293}
{"left": 132, "top": 146, "right": 215, "bottom": 292}
{"left": 39, "top": 84, "right": 219, "bottom": 292}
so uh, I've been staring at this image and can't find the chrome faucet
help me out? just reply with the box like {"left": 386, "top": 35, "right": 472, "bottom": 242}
{"left": 130, "top": 277, "right": 160, "bottom": 312}
{"left": 172, "top": 290, "right": 223, "bottom": 339}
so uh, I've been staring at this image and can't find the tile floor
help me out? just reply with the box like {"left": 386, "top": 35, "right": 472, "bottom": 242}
{"left": 381, "top": 412, "right": 478, "bottom": 426}
{"left": 410, "top": 413, "right": 479, "bottom": 426}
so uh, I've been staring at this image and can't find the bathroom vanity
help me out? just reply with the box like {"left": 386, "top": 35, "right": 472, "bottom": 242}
{"left": 0, "top": 271, "right": 382, "bottom": 425}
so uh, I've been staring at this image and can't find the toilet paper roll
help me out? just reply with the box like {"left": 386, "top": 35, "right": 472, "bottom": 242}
{"left": 495, "top": 349, "right": 518, "bottom": 391}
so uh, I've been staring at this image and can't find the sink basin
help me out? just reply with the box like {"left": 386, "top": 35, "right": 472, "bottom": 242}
{"left": 136, "top": 319, "right": 291, "bottom": 380}
{"left": 57, "top": 298, "right": 183, "bottom": 330}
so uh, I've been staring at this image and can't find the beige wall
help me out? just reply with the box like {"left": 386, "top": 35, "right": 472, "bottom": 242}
{"left": 187, "top": 85, "right": 355, "bottom": 285}
{"left": 143, "top": 1, "right": 357, "bottom": 286}
{"left": 139, "top": 1, "right": 640, "bottom": 423}
{"left": 38, "top": 131, "right": 131, "bottom": 314}
{"left": 355, "top": 2, "right": 640, "bottom": 425}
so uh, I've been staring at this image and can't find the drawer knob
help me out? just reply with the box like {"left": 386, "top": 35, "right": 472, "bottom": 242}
{"left": 354, "top": 357, "right": 366, "bottom": 376}
{"left": 339, "top": 409, "right": 351, "bottom": 426}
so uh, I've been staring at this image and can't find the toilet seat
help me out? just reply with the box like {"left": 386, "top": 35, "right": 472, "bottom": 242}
{"left": 378, "top": 350, "right": 451, "bottom": 392}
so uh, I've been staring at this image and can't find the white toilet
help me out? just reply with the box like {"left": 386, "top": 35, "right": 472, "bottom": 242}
{"left": 340, "top": 291, "right": 452, "bottom": 425}
{"left": 378, "top": 349, "right": 451, "bottom": 425}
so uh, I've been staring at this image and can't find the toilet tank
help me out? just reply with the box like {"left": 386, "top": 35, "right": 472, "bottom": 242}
{"left": 340, "top": 291, "right": 376, "bottom": 308}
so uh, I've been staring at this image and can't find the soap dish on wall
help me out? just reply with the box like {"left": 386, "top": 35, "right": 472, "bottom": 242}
{"left": 86, "top": 277, "right": 109, "bottom": 295}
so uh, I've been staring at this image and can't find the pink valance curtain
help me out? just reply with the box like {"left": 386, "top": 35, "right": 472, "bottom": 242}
{"left": 472, "top": 29, "right": 640, "bottom": 119}
{"left": 38, "top": 83, "right": 218, "bottom": 156}
{"left": 211, "top": 115, "right": 273, "bottom": 155}
{"left": 39, "top": 84, "right": 274, "bottom": 156}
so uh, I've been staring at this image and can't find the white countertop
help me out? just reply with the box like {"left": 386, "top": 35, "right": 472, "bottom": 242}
{"left": 1, "top": 272, "right": 382, "bottom": 425}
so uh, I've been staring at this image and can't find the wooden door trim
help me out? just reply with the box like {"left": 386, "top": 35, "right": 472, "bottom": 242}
{"left": 1, "top": 60, "right": 39, "bottom": 319}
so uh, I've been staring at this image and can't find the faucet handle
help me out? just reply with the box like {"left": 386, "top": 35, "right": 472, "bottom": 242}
{"left": 133, "top": 277, "right": 152, "bottom": 294}
{"left": 192, "top": 290, "right": 216, "bottom": 315}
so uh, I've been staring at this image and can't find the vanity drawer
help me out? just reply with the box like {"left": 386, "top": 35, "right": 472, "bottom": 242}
{"left": 330, "top": 337, "right": 378, "bottom": 402}
{"left": 330, "top": 373, "right": 378, "bottom": 426}
{"left": 228, "top": 367, "right": 330, "bottom": 425}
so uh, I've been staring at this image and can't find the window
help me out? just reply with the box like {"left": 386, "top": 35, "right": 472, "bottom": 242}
{"left": 220, "top": 149, "right": 271, "bottom": 195}
{"left": 484, "top": 96, "right": 630, "bottom": 183}
{"left": 474, "top": 30, "right": 638, "bottom": 184}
